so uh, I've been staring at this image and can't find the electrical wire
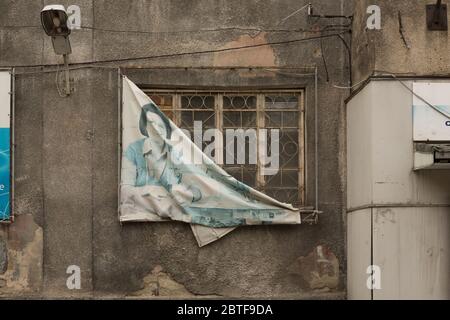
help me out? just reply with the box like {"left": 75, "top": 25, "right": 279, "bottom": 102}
{"left": 15, "top": 65, "right": 317, "bottom": 76}
{"left": 316, "top": 25, "right": 352, "bottom": 86}
{"left": 320, "top": 36, "right": 329, "bottom": 82}
{"left": 332, "top": 77, "right": 368, "bottom": 89}
{"left": 2, "top": 23, "right": 349, "bottom": 36}
{"left": 55, "top": 63, "right": 68, "bottom": 97}
{"left": 16, "top": 65, "right": 119, "bottom": 75}
{"left": 262, "top": 68, "right": 316, "bottom": 78}
{"left": 265, "top": 68, "right": 364, "bottom": 91}
{"left": 309, "top": 14, "right": 353, "bottom": 21}
{"left": 277, "top": 3, "right": 311, "bottom": 25}
{"left": 81, "top": 25, "right": 330, "bottom": 35}
{"left": 378, "top": 72, "right": 450, "bottom": 120}
{"left": 9, "top": 31, "right": 349, "bottom": 69}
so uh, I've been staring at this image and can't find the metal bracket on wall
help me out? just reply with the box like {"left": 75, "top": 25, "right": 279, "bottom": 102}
{"left": 427, "top": 0, "right": 448, "bottom": 30}
{"left": 300, "top": 209, "right": 321, "bottom": 225}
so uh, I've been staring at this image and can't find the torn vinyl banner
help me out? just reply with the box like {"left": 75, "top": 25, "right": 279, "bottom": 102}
{"left": 119, "top": 77, "right": 301, "bottom": 247}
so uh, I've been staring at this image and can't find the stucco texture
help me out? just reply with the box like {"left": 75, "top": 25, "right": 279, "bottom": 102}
{"left": 0, "top": 0, "right": 350, "bottom": 298}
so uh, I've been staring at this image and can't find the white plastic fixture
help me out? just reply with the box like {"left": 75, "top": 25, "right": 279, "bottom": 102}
{"left": 40, "top": 5, "right": 72, "bottom": 55}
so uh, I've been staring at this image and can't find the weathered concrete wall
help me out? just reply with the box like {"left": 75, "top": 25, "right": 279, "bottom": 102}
{"left": 352, "top": 0, "right": 450, "bottom": 84}
{"left": 0, "top": 0, "right": 350, "bottom": 298}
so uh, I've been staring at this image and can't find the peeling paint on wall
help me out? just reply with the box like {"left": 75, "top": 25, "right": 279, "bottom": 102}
{"left": 130, "top": 265, "right": 194, "bottom": 297}
{"left": 0, "top": 236, "right": 7, "bottom": 274}
{"left": 289, "top": 245, "right": 340, "bottom": 291}
{"left": 213, "top": 32, "right": 276, "bottom": 69}
{"left": 0, "top": 214, "right": 43, "bottom": 295}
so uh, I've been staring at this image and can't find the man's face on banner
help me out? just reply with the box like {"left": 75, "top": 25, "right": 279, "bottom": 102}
{"left": 146, "top": 111, "right": 168, "bottom": 141}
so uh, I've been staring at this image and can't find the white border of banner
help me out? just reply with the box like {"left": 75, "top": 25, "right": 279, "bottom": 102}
{"left": 117, "top": 68, "right": 123, "bottom": 223}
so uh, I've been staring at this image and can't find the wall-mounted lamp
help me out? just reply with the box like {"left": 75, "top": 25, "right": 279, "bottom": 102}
{"left": 41, "top": 5, "right": 73, "bottom": 96}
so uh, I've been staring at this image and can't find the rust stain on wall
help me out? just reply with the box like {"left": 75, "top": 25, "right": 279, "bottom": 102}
{"left": 289, "top": 245, "right": 340, "bottom": 291}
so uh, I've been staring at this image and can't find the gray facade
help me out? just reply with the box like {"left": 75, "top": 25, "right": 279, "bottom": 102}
{"left": 0, "top": 0, "right": 350, "bottom": 298}
{"left": 0, "top": 0, "right": 449, "bottom": 299}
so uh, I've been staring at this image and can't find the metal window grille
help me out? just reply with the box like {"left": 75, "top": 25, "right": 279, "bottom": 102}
{"left": 145, "top": 90, "right": 305, "bottom": 207}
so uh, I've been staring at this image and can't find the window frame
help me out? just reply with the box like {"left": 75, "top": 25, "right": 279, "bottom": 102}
{"left": 143, "top": 89, "right": 306, "bottom": 207}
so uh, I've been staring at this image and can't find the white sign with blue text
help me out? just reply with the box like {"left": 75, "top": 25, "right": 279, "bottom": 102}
{"left": 413, "top": 82, "right": 450, "bottom": 142}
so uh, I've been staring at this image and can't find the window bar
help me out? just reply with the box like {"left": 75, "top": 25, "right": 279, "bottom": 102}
{"left": 299, "top": 92, "right": 306, "bottom": 206}
{"left": 256, "top": 94, "right": 265, "bottom": 190}
{"left": 173, "top": 93, "right": 181, "bottom": 127}
{"left": 215, "top": 93, "right": 224, "bottom": 165}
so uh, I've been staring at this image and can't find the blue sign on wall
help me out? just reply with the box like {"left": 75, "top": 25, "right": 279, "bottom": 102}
{"left": 0, "top": 71, "right": 11, "bottom": 221}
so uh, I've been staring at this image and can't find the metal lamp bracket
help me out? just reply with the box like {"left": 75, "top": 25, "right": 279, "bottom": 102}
{"left": 427, "top": 0, "right": 448, "bottom": 30}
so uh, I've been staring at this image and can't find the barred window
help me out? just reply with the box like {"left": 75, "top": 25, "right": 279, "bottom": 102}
{"left": 145, "top": 90, "right": 305, "bottom": 207}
